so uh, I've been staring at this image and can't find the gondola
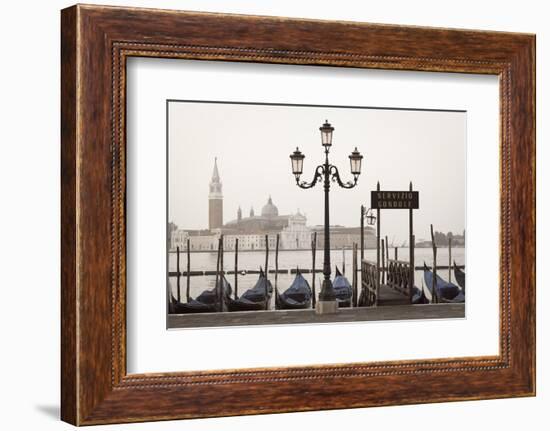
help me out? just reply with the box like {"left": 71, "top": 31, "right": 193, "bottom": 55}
{"left": 168, "top": 287, "right": 176, "bottom": 314}
{"left": 411, "top": 283, "right": 429, "bottom": 304}
{"left": 423, "top": 263, "right": 463, "bottom": 303}
{"left": 171, "top": 275, "right": 232, "bottom": 314}
{"left": 449, "top": 290, "right": 465, "bottom": 303}
{"left": 453, "top": 261, "right": 466, "bottom": 291}
{"left": 333, "top": 266, "right": 352, "bottom": 308}
{"left": 225, "top": 268, "right": 273, "bottom": 312}
{"left": 275, "top": 268, "right": 312, "bottom": 310}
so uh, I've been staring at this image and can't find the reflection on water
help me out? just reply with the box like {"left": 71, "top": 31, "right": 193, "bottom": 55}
{"left": 168, "top": 247, "right": 465, "bottom": 303}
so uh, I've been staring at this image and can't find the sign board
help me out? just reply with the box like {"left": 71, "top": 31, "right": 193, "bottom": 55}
{"left": 371, "top": 190, "right": 419, "bottom": 209}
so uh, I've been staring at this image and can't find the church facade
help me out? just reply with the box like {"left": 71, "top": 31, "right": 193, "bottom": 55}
{"left": 170, "top": 159, "right": 375, "bottom": 251}
{"left": 222, "top": 197, "right": 312, "bottom": 250}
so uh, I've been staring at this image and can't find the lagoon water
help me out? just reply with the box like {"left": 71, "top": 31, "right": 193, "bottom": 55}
{"left": 168, "top": 247, "right": 465, "bottom": 305}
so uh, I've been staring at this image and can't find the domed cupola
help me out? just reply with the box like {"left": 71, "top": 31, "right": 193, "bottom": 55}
{"left": 261, "top": 196, "right": 279, "bottom": 217}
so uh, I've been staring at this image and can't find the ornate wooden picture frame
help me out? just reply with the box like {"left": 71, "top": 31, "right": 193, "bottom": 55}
{"left": 61, "top": 4, "right": 535, "bottom": 425}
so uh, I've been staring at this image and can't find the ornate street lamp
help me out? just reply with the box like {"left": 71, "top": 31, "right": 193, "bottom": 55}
{"left": 290, "top": 147, "right": 305, "bottom": 176}
{"left": 349, "top": 147, "right": 363, "bottom": 175}
{"left": 319, "top": 120, "right": 334, "bottom": 147}
{"left": 360, "top": 205, "right": 376, "bottom": 261}
{"left": 290, "top": 120, "right": 364, "bottom": 313}
{"left": 362, "top": 206, "right": 376, "bottom": 226}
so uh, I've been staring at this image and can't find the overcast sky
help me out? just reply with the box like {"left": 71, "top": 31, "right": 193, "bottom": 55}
{"left": 168, "top": 101, "right": 465, "bottom": 243}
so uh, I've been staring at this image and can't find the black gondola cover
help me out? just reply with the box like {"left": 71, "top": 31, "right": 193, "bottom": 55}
{"left": 226, "top": 269, "right": 273, "bottom": 311}
{"left": 453, "top": 261, "right": 466, "bottom": 291}
{"left": 411, "top": 285, "right": 429, "bottom": 304}
{"left": 276, "top": 269, "right": 312, "bottom": 310}
{"left": 333, "top": 266, "right": 352, "bottom": 307}
{"left": 170, "top": 276, "right": 232, "bottom": 314}
{"left": 423, "top": 263, "right": 463, "bottom": 303}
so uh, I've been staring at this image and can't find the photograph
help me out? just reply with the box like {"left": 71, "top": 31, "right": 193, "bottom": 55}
{"left": 167, "top": 100, "right": 466, "bottom": 328}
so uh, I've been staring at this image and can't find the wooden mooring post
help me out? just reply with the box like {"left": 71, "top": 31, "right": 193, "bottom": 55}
{"left": 186, "top": 239, "right": 191, "bottom": 302}
{"left": 220, "top": 235, "right": 224, "bottom": 278}
{"left": 312, "top": 232, "right": 317, "bottom": 309}
{"left": 448, "top": 236, "right": 452, "bottom": 283}
{"left": 342, "top": 246, "right": 346, "bottom": 275}
{"left": 176, "top": 246, "right": 181, "bottom": 302}
{"left": 385, "top": 235, "right": 389, "bottom": 280}
{"left": 410, "top": 234, "right": 415, "bottom": 303}
{"left": 360, "top": 205, "right": 365, "bottom": 261}
{"left": 359, "top": 205, "right": 365, "bottom": 298}
{"left": 215, "top": 237, "right": 222, "bottom": 311}
{"left": 376, "top": 181, "right": 381, "bottom": 305}
{"left": 234, "top": 238, "right": 239, "bottom": 300}
{"left": 221, "top": 236, "right": 225, "bottom": 310}
{"left": 430, "top": 225, "right": 438, "bottom": 304}
{"left": 265, "top": 234, "right": 270, "bottom": 310}
{"left": 275, "top": 234, "right": 280, "bottom": 293}
{"left": 264, "top": 234, "right": 269, "bottom": 275}
{"left": 409, "top": 182, "right": 415, "bottom": 304}
{"left": 381, "top": 239, "right": 386, "bottom": 284}
{"left": 352, "top": 242, "right": 359, "bottom": 307}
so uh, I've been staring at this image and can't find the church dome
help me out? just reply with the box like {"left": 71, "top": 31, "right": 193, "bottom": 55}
{"left": 261, "top": 196, "right": 279, "bottom": 217}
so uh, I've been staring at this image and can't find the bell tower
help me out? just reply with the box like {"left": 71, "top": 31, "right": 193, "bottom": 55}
{"left": 209, "top": 158, "right": 223, "bottom": 230}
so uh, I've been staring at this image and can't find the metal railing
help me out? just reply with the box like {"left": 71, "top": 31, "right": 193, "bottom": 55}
{"left": 360, "top": 260, "right": 378, "bottom": 306}
{"left": 386, "top": 259, "right": 412, "bottom": 297}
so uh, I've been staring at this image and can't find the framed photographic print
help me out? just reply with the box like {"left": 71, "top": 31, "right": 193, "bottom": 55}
{"left": 61, "top": 4, "right": 535, "bottom": 425}
{"left": 164, "top": 99, "right": 467, "bottom": 330}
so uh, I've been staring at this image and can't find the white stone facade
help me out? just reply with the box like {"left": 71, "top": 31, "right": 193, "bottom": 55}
{"left": 280, "top": 211, "right": 312, "bottom": 249}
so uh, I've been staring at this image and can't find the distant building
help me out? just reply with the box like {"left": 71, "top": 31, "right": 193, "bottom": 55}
{"left": 313, "top": 225, "right": 377, "bottom": 250}
{"left": 223, "top": 233, "right": 278, "bottom": 251}
{"left": 223, "top": 196, "right": 289, "bottom": 235}
{"left": 167, "top": 222, "right": 178, "bottom": 250}
{"left": 208, "top": 158, "right": 223, "bottom": 230}
{"left": 416, "top": 230, "right": 466, "bottom": 248}
{"left": 171, "top": 229, "right": 218, "bottom": 251}
{"left": 171, "top": 228, "right": 187, "bottom": 250}
{"left": 280, "top": 211, "right": 311, "bottom": 249}
{"left": 221, "top": 196, "right": 311, "bottom": 250}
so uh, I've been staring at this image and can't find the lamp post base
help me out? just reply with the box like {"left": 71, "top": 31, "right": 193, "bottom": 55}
{"left": 315, "top": 300, "right": 338, "bottom": 315}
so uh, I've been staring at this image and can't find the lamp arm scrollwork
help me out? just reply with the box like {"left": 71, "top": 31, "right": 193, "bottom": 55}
{"left": 329, "top": 165, "right": 358, "bottom": 189}
{"left": 296, "top": 165, "right": 325, "bottom": 189}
